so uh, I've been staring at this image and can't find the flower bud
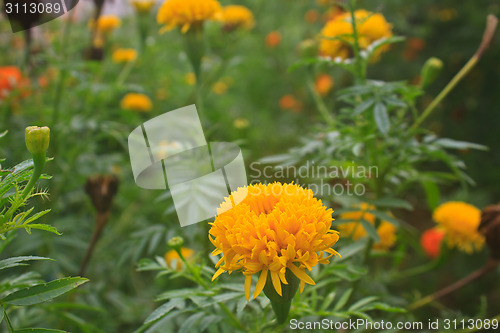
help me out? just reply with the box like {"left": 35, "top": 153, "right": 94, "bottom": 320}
{"left": 420, "top": 57, "right": 443, "bottom": 88}
{"left": 168, "top": 236, "right": 185, "bottom": 251}
{"left": 85, "top": 175, "right": 120, "bottom": 214}
{"left": 479, "top": 204, "right": 500, "bottom": 259}
{"left": 25, "top": 126, "right": 50, "bottom": 155}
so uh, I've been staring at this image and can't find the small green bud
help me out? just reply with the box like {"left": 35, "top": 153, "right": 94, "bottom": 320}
{"left": 168, "top": 236, "right": 184, "bottom": 250}
{"left": 25, "top": 126, "right": 50, "bottom": 155}
{"left": 420, "top": 57, "right": 443, "bottom": 88}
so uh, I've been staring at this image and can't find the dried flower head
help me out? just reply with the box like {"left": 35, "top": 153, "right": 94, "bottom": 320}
{"left": 210, "top": 182, "right": 340, "bottom": 301}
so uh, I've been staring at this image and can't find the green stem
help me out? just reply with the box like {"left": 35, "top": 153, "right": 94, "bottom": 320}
{"left": 219, "top": 302, "right": 246, "bottom": 331}
{"left": 306, "top": 69, "right": 335, "bottom": 126}
{"left": 3, "top": 310, "right": 15, "bottom": 333}
{"left": 116, "top": 60, "right": 136, "bottom": 86}
{"left": 348, "top": 0, "right": 366, "bottom": 83}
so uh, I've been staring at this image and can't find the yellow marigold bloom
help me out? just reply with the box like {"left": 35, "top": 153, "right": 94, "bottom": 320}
{"left": 210, "top": 182, "right": 340, "bottom": 301}
{"left": 217, "top": 5, "right": 255, "bottom": 31}
{"left": 112, "top": 48, "right": 138, "bottom": 63}
{"left": 319, "top": 9, "right": 392, "bottom": 61}
{"left": 95, "top": 15, "right": 122, "bottom": 34}
{"left": 157, "top": 0, "right": 221, "bottom": 34}
{"left": 433, "top": 201, "right": 484, "bottom": 253}
{"left": 164, "top": 247, "right": 195, "bottom": 271}
{"left": 212, "top": 81, "right": 228, "bottom": 95}
{"left": 338, "top": 203, "right": 397, "bottom": 251}
{"left": 120, "top": 93, "right": 153, "bottom": 112}
{"left": 131, "top": 0, "right": 156, "bottom": 14}
{"left": 233, "top": 118, "right": 249, "bottom": 129}
{"left": 184, "top": 72, "right": 196, "bottom": 85}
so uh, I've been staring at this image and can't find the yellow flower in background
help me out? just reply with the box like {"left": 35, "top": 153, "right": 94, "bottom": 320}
{"left": 120, "top": 93, "right": 153, "bottom": 112}
{"left": 112, "top": 48, "right": 138, "bottom": 63}
{"left": 95, "top": 15, "right": 122, "bottom": 34}
{"left": 212, "top": 81, "right": 228, "bottom": 95}
{"left": 319, "top": 9, "right": 392, "bottom": 61}
{"left": 184, "top": 72, "right": 197, "bottom": 85}
{"left": 165, "top": 247, "right": 195, "bottom": 271}
{"left": 131, "top": 0, "right": 156, "bottom": 14}
{"left": 154, "top": 140, "right": 181, "bottom": 160}
{"left": 433, "top": 202, "right": 484, "bottom": 253}
{"left": 210, "top": 182, "right": 340, "bottom": 300}
{"left": 233, "top": 118, "right": 249, "bottom": 129}
{"left": 217, "top": 5, "right": 255, "bottom": 31}
{"left": 338, "top": 203, "right": 397, "bottom": 251}
{"left": 157, "top": 0, "right": 221, "bottom": 33}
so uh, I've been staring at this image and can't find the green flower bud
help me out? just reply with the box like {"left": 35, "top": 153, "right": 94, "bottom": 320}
{"left": 168, "top": 236, "right": 184, "bottom": 251}
{"left": 25, "top": 126, "right": 50, "bottom": 155}
{"left": 420, "top": 57, "right": 443, "bottom": 89}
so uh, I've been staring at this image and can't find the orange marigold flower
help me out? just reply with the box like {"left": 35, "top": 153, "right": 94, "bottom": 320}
{"left": 120, "top": 93, "right": 153, "bottom": 112}
{"left": 0, "top": 66, "right": 22, "bottom": 99}
{"left": 279, "top": 94, "right": 302, "bottom": 113}
{"left": 157, "top": 0, "right": 221, "bottom": 34}
{"left": 217, "top": 5, "right": 255, "bottom": 31}
{"left": 315, "top": 74, "right": 334, "bottom": 96}
{"left": 212, "top": 81, "right": 228, "bottom": 95}
{"left": 112, "top": 48, "right": 138, "bottom": 63}
{"left": 319, "top": 9, "right": 393, "bottom": 61}
{"left": 305, "top": 9, "right": 319, "bottom": 24}
{"left": 265, "top": 31, "right": 282, "bottom": 48}
{"left": 421, "top": 227, "right": 445, "bottom": 259}
{"left": 210, "top": 182, "right": 340, "bottom": 300}
{"left": 433, "top": 201, "right": 484, "bottom": 253}
{"left": 94, "top": 15, "right": 121, "bottom": 34}
{"left": 338, "top": 203, "right": 397, "bottom": 251}
{"left": 164, "top": 247, "right": 195, "bottom": 271}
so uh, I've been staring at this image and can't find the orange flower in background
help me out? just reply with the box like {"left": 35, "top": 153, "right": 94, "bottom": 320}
{"left": 421, "top": 228, "right": 445, "bottom": 259}
{"left": 217, "top": 5, "right": 255, "bottom": 31}
{"left": 433, "top": 201, "right": 484, "bottom": 253}
{"left": 120, "top": 93, "right": 153, "bottom": 112}
{"left": 315, "top": 74, "right": 334, "bottom": 96}
{"left": 112, "top": 48, "right": 138, "bottom": 63}
{"left": 323, "top": 5, "right": 344, "bottom": 22}
{"left": 319, "top": 9, "right": 393, "bottom": 61}
{"left": 157, "top": 0, "right": 221, "bottom": 33}
{"left": 338, "top": 203, "right": 397, "bottom": 251}
{"left": 0, "top": 66, "right": 23, "bottom": 100}
{"left": 94, "top": 15, "right": 122, "bottom": 34}
{"left": 165, "top": 247, "right": 195, "bottom": 271}
{"left": 210, "top": 182, "right": 340, "bottom": 300}
{"left": 265, "top": 31, "right": 282, "bottom": 48}
{"left": 305, "top": 9, "right": 319, "bottom": 24}
{"left": 279, "top": 94, "right": 302, "bottom": 113}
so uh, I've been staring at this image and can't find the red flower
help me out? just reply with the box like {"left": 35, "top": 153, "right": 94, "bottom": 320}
{"left": 421, "top": 228, "right": 445, "bottom": 259}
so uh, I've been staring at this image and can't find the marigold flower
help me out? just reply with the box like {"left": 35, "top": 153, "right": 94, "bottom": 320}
{"left": 184, "top": 72, "right": 197, "bottom": 85}
{"left": 210, "top": 183, "right": 340, "bottom": 300}
{"left": 319, "top": 9, "right": 392, "bottom": 61}
{"left": 120, "top": 93, "right": 153, "bottom": 112}
{"left": 305, "top": 9, "right": 319, "bottom": 24}
{"left": 112, "top": 48, "right": 138, "bottom": 63}
{"left": 279, "top": 94, "right": 302, "bottom": 113}
{"left": 0, "top": 66, "right": 22, "bottom": 99}
{"left": 165, "top": 247, "right": 195, "bottom": 271}
{"left": 212, "top": 81, "right": 228, "bottom": 95}
{"left": 421, "top": 227, "right": 445, "bottom": 259}
{"left": 315, "top": 74, "right": 334, "bottom": 96}
{"left": 131, "top": 0, "right": 156, "bottom": 14}
{"left": 157, "top": 0, "right": 221, "bottom": 34}
{"left": 265, "top": 31, "right": 282, "bottom": 48}
{"left": 433, "top": 201, "right": 484, "bottom": 253}
{"left": 338, "top": 203, "right": 397, "bottom": 251}
{"left": 233, "top": 118, "right": 249, "bottom": 129}
{"left": 217, "top": 5, "right": 255, "bottom": 31}
{"left": 94, "top": 15, "right": 122, "bottom": 34}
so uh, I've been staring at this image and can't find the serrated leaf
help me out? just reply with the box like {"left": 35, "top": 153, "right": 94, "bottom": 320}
{"left": 144, "top": 298, "right": 185, "bottom": 324}
{"left": 0, "top": 256, "right": 53, "bottom": 271}
{"left": 25, "top": 224, "right": 60, "bottom": 236}
{"left": 374, "top": 102, "right": 390, "bottom": 134}
{"left": 2, "top": 277, "right": 88, "bottom": 306}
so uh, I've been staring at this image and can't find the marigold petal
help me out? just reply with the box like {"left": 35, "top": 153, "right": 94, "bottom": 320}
{"left": 270, "top": 271, "right": 282, "bottom": 296}
{"left": 287, "top": 263, "right": 315, "bottom": 286}
{"left": 212, "top": 268, "right": 225, "bottom": 281}
{"left": 244, "top": 275, "right": 252, "bottom": 301}
{"left": 253, "top": 269, "right": 268, "bottom": 299}
{"left": 299, "top": 280, "right": 305, "bottom": 294}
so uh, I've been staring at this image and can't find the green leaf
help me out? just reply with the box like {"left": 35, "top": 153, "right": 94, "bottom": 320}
{"left": 421, "top": 180, "right": 440, "bottom": 210}
{"left": 178, "top": 312, "right": 205, "bottom": 333}
{"left": 370, "top": 197, "right": 413, "bottom": 210}
{"left": 320, "top": 292, "right": 336, "bottom": 312}
{"left": 360, "top": 219, "right": 380, "bottom": 242}
{"left": 348, "top": 296, "right": 378, "bottom": 311}
{"left": 368, "top": 210, "right": 401, "bottom": 227}
{"left": 0, "top": 307, "right": 4, "bottom": 324}
{"left": 24, "top": 223, "right": 60, "bottom": 236}
{"left": 374, "top": 102, "right": 390, "bottom": 134}
{"left": 2, "top": 277, "right": 89, "bottom": 306}
{"left": 144, "top": 298, "right": 185, "bottom": 324}
{"left": 155, "top": 288, "right": 214, "bottom": 301}
{"left": 14, "top": 329, "right": 68, "bottom": 333}
{"left": 353, "top": 98, "right": 375, "bottom": 115}
{"left": 0, "top": 256, "right": 53, "bottom": 271}
{"left": 434, "top": 138, "right": 488, "bottom": 151}
{"left": 333, "top": 288, "right": 352, "bottom": 311}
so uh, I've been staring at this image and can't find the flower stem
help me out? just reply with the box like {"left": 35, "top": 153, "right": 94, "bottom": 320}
{"left": 79, "top": 211, "right": 110, "bottom": 276}
{"left": 306, "top": 69, "right": 335, "bottom": 126}
{"left": 408, "top": 258, "right": 499, "bottom": 311}
{"left": 348, "top": 0, "right": 366, "bottom": 83}
{"left": 411, "top": 15, "right": 498, "bottom": 130}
